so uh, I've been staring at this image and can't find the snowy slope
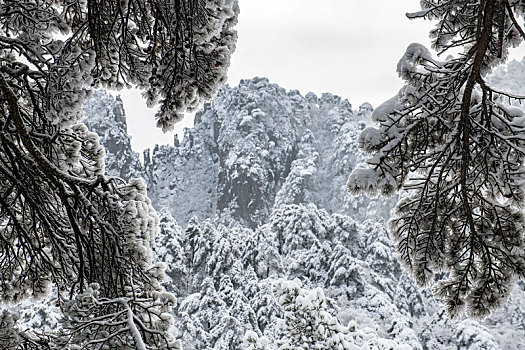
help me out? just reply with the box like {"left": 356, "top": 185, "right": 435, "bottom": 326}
{"left": 80, "top": 78, "right": 525, "bottom": 349}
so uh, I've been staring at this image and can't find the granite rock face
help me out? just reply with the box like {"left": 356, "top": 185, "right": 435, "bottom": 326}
{"left": 85, "top": 78, "right": 394, "bottom": 228}
{"left": 83, "top": 90, "right": 144, "bottom": 181}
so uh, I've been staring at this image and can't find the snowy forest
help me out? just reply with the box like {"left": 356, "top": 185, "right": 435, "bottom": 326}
{"left": 2, "top": 0, "right": 525, "bottom": 349}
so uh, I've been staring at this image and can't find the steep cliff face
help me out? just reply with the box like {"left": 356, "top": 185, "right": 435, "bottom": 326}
{"left": 213, "top": 79, "right": 299, "bottom": 227}
{"left": 144, "top": 112, "right": 220, "bottom": 226}
{"left": 85, "top": 78, "right": 395, "bottom": 228}
{"left": 83, "top": 90, "right": 144, "bottom": 181}
{"left": 82, "top": 79, "right": 386, "bottom": 229}
{"left": 203, "top": 78, "right": 397, "bottom": 226}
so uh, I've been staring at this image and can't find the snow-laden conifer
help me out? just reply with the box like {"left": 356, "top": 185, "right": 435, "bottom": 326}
{"left": 348, "top": 0, "right": 525, "bottom": 318}
{"left": 271, "top": 279, "right": 409, "bottom": 350}
{"left": 0, "top": 0, "right": 238, "bottom": 347}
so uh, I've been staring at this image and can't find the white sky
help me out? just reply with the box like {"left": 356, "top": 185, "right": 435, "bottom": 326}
{"left": 118, "top": 0, "right": 525, "bottom": 152}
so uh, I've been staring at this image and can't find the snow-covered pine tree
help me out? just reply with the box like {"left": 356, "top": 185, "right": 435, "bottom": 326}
{"left": 348, "top": 0, "right": 525, "bottom": 318}
{"left": 210, "top": 275, "right": 259, "bottom": 349}
{"left": 270, "top": 279, "right": 407, "bottom": 350}
{"left": 154, "top": 208, "right": 189, "bottom": 296}
{"left": 186, "top": 218, "right": 219, "bottom": 293}
{"left": 244, "top": 331, "right": 272, "bottom": 350}
{"left": 0, "top": 0, "right": 238, "bottom": 347}
{"left": 175, "top": 277, "right": 228, "bottom": 348}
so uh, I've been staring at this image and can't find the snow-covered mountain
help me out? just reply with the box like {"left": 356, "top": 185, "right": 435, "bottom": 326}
{"left": 80, "top": 77, "right": 525, "bottom": 349}
{"left": 85, "top": 78, "right": 395, "bottom": 227}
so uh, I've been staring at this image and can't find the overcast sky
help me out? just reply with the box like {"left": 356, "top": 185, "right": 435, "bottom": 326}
{"left": 118, "top": 0, "right": 525, "bottom": 152}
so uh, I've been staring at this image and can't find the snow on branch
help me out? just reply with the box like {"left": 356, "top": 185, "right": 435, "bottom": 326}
{"left": 348, "top": 0, "right": 525, "bottom": 319}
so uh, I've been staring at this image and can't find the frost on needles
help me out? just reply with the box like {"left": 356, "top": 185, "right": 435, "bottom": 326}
{"left": 0, "top": 0, "right": 238, "bottom": 348}
{"left": 348, "top": 1, "right": 525, "bottom": 319}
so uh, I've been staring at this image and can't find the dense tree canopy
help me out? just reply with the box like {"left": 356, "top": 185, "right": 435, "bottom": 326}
{"left": 0, "top": 0, "right": 238, "bottom": 348}
{"left": 348, "top": 0, "right": 525, "bottom": 318}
